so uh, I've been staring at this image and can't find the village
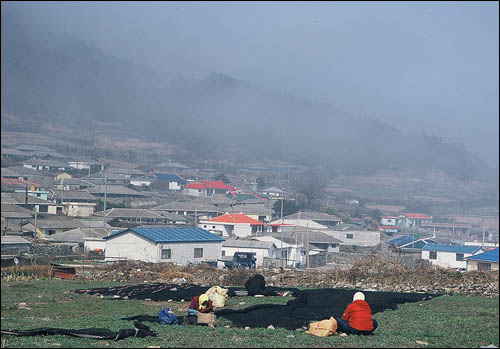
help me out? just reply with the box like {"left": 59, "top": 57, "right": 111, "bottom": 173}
{"left": 1, "top": 131, "right": 498, "bottom": 275}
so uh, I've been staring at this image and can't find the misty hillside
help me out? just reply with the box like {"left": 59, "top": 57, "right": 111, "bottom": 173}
{"left": 1, "top": 10, "right": 494, "bottom": 182}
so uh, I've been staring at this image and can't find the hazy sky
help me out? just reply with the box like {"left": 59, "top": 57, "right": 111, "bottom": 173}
{"left": 4, "top": 1, "right": 499, "bottom": 166}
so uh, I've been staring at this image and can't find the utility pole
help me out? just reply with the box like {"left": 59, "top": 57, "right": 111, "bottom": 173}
{"left": 103, "top": 174, "right": 107, "bottom": 228}
{"left": 280, "top": 184, "right": 284, "bottom": 268}
{"left": 208, "top": 160, "right": 212, "bottom": 197}
{"left": 482, "top": 217, "right": 486, "bottom": 247}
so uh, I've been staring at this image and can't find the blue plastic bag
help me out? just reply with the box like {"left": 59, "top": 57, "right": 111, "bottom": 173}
{"left": 158, "top": 307, "right": 178, "bottom": 325}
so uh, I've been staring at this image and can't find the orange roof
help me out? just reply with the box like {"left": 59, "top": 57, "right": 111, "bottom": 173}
{"left": 184, "top": 180, "right": 235, "bottom": 191}
{"left": 208, "top": 213, "right": 264, "bottom": 225}
{"left": 403, "top": 213, "right": 431, "bottom": 219}
{"left": 1, "top": 179, "right": 41, "bottom": 187}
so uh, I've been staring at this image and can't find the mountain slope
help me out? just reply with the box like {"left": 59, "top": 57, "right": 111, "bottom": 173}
{"left": 1, "top": 10, "right": 494, "bottom": 182}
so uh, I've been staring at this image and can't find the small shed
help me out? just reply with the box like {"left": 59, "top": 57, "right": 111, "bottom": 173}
{"left": 1, "top": 235, "right": 31, "bottom": 256}
{"left": 465, "top": 248, "right": 499, "bottom": 271}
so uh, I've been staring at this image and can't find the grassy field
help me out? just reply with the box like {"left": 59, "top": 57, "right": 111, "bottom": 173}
{"left": 1, "top": 279, "right": 498, "bottom": 348}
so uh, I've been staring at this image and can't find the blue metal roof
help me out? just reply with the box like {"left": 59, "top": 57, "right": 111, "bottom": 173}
{"left": 154, "top": 173, "right": 187, "bottom": 184}
{"left": 104, "top": 227, "right": 224, "bottom": 243}
{"left": 422, "top": 244, "right": 481, "bottom": 254}
{"left": 465, "top": 248, "right": 499, "bottom": 262}
{"left": 386, "top": 235, "right": 414, "bottom": 247}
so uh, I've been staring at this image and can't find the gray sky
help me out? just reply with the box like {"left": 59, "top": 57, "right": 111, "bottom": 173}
{"left": 5, "top": 1, "right": 499, "bottom": 166}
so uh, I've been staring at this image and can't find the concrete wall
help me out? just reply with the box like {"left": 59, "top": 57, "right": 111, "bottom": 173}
{"left": 323, "top": 230, "right": 380, "bottom": 247}
{"left": 105, "top": 231, "right": 157, "bottom": 262}
{"left": 158, "top": 241, "right": 221, "bottom": 265}
{"left": 84, "top": 238, "right": 106, "bottom": 253}
{"left": 199, "top": 222, "right": 232, "bottom": 237}
{"left": 233, "top": 224, "right": 253, "bottom": 238}
{"left": 421, "top": 250, "right": 475, "bottom": 269}
{"left": 65, "top": 203, "right": 95, "bottom": 217}
{"left": 169, "top": 182, "right": 182, "bottom": 190}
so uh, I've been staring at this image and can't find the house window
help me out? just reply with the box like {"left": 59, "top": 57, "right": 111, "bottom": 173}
{"left": 429, "top": 251, "right": 437, "bottom": 260}
{"left": 39, "top": 205, "right": 48, "bottom": 213}
{"left": 222, "top": 250, "right": 225, "bottom": 257}
{"left": 477, "top": 262, "right": 491, "bottom": 271}
{"left": 212, "top": 226, "right": 216, "bottom": 229}
{"left": 456, "top": 253, "right": 464, "bottom": 262}
{"left": 346, "top": 234, "right": 353, "bottom": 239}
{"left": 161, "top": 249, "right": 171, "bottom": 260}
{"left": 194, "top": 248, "right": 203, "bottom": 258}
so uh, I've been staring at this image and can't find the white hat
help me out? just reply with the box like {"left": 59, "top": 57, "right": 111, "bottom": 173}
{"left": 353, "top": 292, "right": 365, "bottom": 302}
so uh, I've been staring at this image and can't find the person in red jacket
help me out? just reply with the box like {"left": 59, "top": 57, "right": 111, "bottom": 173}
{"left": 335, "top": 292, "right": 378, "bottom": 335}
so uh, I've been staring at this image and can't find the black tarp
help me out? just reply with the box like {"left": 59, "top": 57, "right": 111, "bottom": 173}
{"left": 1, "top": 321, "right": 156, "bottom": 341}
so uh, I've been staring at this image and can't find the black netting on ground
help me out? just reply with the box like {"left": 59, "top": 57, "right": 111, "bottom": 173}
{"left": 216, "top": 288, "right": 441, "bottom": 330}
{"left": 73, "top": 283, "right": 441, "bottom": 330}
{"left": 71, "top": 283, "right": 300, "bottom": 301}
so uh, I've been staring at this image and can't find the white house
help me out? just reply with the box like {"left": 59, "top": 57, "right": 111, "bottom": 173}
{"left": 222, "top": 239, "right": 277, "bottom": 267}
{"left": 274, "top": 211, "right": 342, "bottom": 229}
{"left": 322, "top": 229, "right": 381, "bottom": 247}
{"left": 130, "top": 176, "right": 153, "bottom": 187}
{"left": 380, "top": 216, "right": 398, "bottom": 226}
{"left": 464, "top": 248, "right": 499, "bottom": 271}
{"left": 253, "top": 235, "right": 306, "bottom": 268}
{"left": 68, "top": 161, "right": 105, "bottom": 172}
{"left": 198, "top": 213, "right": 264, "bottom": 238}
{"left": 103, "top": 227, "right": 224, "bottom": 264}
{"left": 260, "top": 187, "right": 283, "bottom": 198}
{"left": 421, "top": 244, "right": 481, "bottom": 269}
{"left": 397, "top": 213, "right": 433, "bottom": 228}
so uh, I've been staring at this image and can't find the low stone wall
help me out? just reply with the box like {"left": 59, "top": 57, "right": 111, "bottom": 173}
{"left": 75, "top": 259, "right": 499, "bottom": 297}
{"left": 30, "top": 244, "right": 75, "bottom": 257}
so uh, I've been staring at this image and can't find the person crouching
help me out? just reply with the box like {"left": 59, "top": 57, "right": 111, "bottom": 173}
{"left": 184, "top": 293, "right": 214, "bottom": 325}
{"left": 335, "top": 292, "right": 378, "bottom": 335}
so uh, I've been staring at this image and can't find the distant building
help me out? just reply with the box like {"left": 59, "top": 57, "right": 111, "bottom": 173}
{"left": 103, "top": 227, "right": 224, "bottom": 264}
{"left": 198, "top": 213, "right": 264, "bottom": 238}
{"left": 421, "top": 244, "right": 481, "bottom": 269}
{"left": 465, "top": 248, "right": 499, "bottom": 271}
{"left": 397, "top": 213, "right": 433, "bottom": 228}
{"left": 183, "top": 180, "right": 236, "bottom": 197}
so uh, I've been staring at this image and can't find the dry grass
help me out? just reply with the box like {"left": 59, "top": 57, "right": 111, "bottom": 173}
{"left": 1, "top": 265, "right": 51, "bottom": 282}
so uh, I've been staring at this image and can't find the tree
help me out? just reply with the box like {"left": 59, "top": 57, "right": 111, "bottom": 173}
{"left": 293, "top": 168, "right": 328, "bottom": 209}
{"left": 128, "top": 150, "right": 137, "bottom": 162}
{"left": 273, "top": 199, "right": 298, "bottom": 218}
{"left": 256, "top": 176, "right": 266, "bottom": 189}
{"left": 214, "top": 173, "right": 230, "bottom": 184}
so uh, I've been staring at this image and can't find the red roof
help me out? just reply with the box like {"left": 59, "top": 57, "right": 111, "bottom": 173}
{"left": 403, "top": 213, "right": 431, "bottom": 219}
{"left": 208, "top": 213, "right": 264, "bottom": 225}
{"left": 184, "top": 180, "right": 235, "bottom": 191}
{"left": 1, "top": 179, "right": 42, "bottom": 187}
